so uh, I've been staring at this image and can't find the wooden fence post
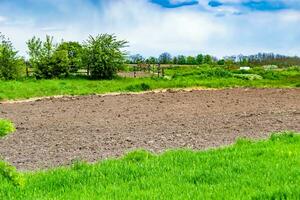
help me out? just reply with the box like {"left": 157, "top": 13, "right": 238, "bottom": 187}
{"left": 157, "top": 64, "right": 161, "bottom": 77}
{"left": 26, "top": 66, "right": 29, "bottom": 77}
{"left": 133, "top": 65, "right": 136, "bottom": 78}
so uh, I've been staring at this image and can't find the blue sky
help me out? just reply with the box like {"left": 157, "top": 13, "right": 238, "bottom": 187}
{"left": 0, "top": 0, "right": 300, "bottom": 57}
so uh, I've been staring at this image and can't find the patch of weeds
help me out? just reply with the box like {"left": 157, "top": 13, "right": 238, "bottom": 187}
{"left": 126, "top": 83, "right": 150, "bottom": 92}
{"left": 123, "top": 150, "right": 154, "bottom": 163}
{"left": 0, "top": 161, "right": 24, "bottom": 188}
{"left": 233, "top": 74, "right": 263, "bottom": 81}
{"left": 270, "top": 131, "right": 298, "bottom": 143}
{"left": 71, "top": 160, "right": 90, "bottom": 171}
{"left": 0, "top": 119, "right": 15, "bottom": 138}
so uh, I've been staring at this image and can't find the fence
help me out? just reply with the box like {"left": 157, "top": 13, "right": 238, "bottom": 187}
{"left": 25, "top": 63, "right": 172, "bottom": 78}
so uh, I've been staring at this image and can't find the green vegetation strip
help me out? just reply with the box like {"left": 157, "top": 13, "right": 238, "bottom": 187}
{"left": 0, "top": 66, "right": 299, "bottom": 101}
{"left": 0, "top": 132, "right": 299, "bottom": 199}
{"left": 0, "top": 119, "right": 15, "bottom": 138}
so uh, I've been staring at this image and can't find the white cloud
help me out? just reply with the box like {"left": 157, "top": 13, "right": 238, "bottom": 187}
{"left": 0, "top": 16, "right": 7, "bottom": 23}
{"left": 0, "top": 0, "right": 300, "bottom": 58}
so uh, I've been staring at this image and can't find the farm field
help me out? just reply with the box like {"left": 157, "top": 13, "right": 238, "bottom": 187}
{"left": 1, "top": 88, "right": 299, "bottom": 170}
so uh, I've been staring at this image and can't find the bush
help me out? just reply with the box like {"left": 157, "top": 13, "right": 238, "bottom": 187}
{"left": 0, "top": 119, "right": 15, "bottom": 138}
{"left": 0, "top": 33, "right": 24, "bottom": 80}
{"left": 83, "top": 34, "right": 128, "bottom": 79}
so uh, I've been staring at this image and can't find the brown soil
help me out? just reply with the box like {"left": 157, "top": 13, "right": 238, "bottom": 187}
{"left": 0, "top": 88, "right": 299, "bottom": 171}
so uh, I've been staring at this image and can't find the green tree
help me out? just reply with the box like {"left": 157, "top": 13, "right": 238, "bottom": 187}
{"left": 158, "top": 52, "right": 172, "bottom": 64}
{"left": 49, "top": 50, "right": 70, "bottom": 77}
{"left": 26, "top": 36, "right": 42, "bottom": 69}
{"left": 27, "top": 35, "right": 71, "bottom": 79}
{"left": 186, "top": 56, "right": 196, "bottom": 65}
{"left": 83, "top": 34, "right": 128, "bottom": 79}
{"left": 0, "top": 33, "right": 24, "bottom": 80}
{"left": 172, "top": 56, "right": 178, "bottom": 64}
{"left": 130, "top": 54, "right": 144, "bottom": 64}
{"left": 57, "top": 42, "right": 83, "bottom": 73}
{"left": 203, "top": 55, "right": 213, "bottom": 64}
{"left": 177, "top": 55, "right": 186, "bottom": 65}
{"left": 147, "top": 56, "right": 158, "bottom": 64}
{"left": 196, "top": 54, "right": 204, "bottom": 65}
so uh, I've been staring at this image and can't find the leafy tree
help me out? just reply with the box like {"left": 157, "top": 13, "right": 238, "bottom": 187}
{"left": 27, "top": 35, "right": 71, "bottom": 78}
{"left": 158, "top": 52, "right": 172, "bottom": 64}
{"left": 0, "top": 33, "right": 24, "bottom": 80}
{"left": 203, "top": 55, "right": 213, "bottom": 64}
{"left": 49, "top": 50, "right": 70, "bottom": 77}
{"left": 130, "top": 54, "right": 144, "bottom": 64}
{"left": 83, "top": 34, "right": 128, "bottom": 79}
{"left": 186, "top": 56, "right": 196, "bottom": 65}
{"left": 147, "top": 56, "right": 158, "bottom": 64}
{"left": 57, "top": 42, "right": 83, "bottom": 72}
{"left": 26, "top": 36, "right": 42, "bottom": 69}
{"left": 43, "top": 35, "right": 55, "bottom": 59}
{"left": 177, "top": 55, "right": 186, "bottom": 65}
{"left": 196, "top": 54, "right": 204, "bottom": 65}
{"left": 172, "top": 56, "right": 178, "bottom": 64}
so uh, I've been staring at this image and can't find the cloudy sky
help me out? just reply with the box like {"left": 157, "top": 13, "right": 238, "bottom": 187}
{"left": 0, "top": 0, "right": 300, "bottom": 58}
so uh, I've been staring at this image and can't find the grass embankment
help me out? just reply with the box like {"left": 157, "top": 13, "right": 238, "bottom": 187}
{"left": 0, "top": 119, "right": 15, "bottom": 138}
{"left": 0, "top": 66, "right": 299, "bottom": 101}
{"left": 0, "top": 132, "right": 299, "bottom": 199}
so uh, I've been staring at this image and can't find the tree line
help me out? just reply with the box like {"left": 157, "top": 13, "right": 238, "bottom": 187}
{"left": 128, "top": 53, "right": 216, "bottom": 65}
{"left": 129, "top": 52, "right": 300, "bottom": 67}
{"left": 1, "top": 32, "right": 300, "bottom": 80}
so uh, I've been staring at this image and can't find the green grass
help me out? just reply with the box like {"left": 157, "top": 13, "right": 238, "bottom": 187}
{"left": 0, "top": 66, "right": 299, "bottom": 101}
{"left": 0, "top": 132, "right": 299, "bottom": 199}
{"left": 0, "top": 119, "right": 15, "bottom": 138}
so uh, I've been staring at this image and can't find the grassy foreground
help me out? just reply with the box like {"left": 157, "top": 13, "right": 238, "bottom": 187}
{"left": 0, "top": 132, "right": 299, "bottom": 199}
{"left": 0, "top": 66, "right": 299, "bottom": 101}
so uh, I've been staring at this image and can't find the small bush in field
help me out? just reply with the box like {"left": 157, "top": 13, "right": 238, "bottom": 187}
{"left": 0, "top": 119, "right": 15, "bottom": 137}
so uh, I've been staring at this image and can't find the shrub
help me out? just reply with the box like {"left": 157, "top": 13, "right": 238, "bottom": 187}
{"left": 0, "top": 119, "right": 15, "bottom": 138}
